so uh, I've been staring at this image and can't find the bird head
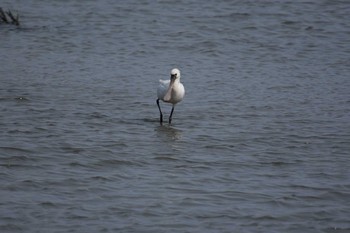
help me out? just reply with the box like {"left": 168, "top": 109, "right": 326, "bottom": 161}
{"left": 170, "top": 68, "right": 181, "bottom": 80}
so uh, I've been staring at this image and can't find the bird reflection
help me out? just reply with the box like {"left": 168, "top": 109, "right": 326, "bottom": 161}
{"left": 155, "top": 125, "right": 182, "bottom": 141}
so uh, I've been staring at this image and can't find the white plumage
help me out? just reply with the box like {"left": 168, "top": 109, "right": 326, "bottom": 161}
{"left": 156, "top": 68, "right": 185, "bottom": 124}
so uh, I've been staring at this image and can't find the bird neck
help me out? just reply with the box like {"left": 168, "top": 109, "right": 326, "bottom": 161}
{"left": 173, "top": 78, "right": 180, "bottom": 84}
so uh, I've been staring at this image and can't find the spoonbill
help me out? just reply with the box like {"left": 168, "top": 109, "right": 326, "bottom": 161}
{"left": 156, "top": 68, "right": 185, "bottom": 124}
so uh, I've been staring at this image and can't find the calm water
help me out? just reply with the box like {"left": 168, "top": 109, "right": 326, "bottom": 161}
{"left": 1, "top": 1, "right": 350, "bottom": 232}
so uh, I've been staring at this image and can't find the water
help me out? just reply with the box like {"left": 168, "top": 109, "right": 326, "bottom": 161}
{"left": 1, "top": 1, "right": 350, "bottom": 232}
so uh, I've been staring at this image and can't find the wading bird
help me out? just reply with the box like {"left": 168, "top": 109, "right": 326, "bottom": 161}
{"left": 156, "top": 68, "right": 185, "bottom": 124}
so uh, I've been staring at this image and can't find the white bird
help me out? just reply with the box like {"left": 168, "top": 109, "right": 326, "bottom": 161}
{"left": 156, "top": 68, "right": 185, "bottom": 124}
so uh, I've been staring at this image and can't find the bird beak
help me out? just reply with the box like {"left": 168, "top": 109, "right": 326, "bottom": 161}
{"left": 163, "top": 75, "right": 176, "bottom": 101}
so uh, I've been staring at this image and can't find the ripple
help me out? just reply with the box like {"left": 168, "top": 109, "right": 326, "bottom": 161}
{"left": 1, "top": 1, "right": 349, "bottom": 232}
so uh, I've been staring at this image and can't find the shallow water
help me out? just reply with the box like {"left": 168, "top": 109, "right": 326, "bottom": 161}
{"left": 1, "top": 0, "right": 350, "bottom": 232}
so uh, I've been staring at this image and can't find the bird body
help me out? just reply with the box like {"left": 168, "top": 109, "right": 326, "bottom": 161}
{"left": 157, "top": 79, "right": 185, "bottom": 104}
{"left": 156, "top": 68, "right": 185, "bottom": 124}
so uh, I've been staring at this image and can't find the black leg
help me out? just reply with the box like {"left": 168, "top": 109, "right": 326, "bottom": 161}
{"left": 156, "top": 99, "right": 163, "bottom": 124}
{"left": 169, "top": 106, "right": 175, "bottom": 124}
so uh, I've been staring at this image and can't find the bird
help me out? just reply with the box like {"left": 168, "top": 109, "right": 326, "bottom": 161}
{"left": 156, "top": 68, "right": 185, "bottom": 124}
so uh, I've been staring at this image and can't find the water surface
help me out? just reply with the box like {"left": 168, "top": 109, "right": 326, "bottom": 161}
{"left": 1, "top": 1, "right": 350, "bottom": 232}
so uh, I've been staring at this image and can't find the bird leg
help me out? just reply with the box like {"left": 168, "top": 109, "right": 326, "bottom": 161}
{"left": 156, "top": 99, "right": 163, "bottom": 124}
{"left": 169, "top": 106, "right": 175, "bottom": 124}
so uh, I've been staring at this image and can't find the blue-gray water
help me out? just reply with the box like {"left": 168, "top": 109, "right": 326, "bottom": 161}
{"left": 1, "top": 1, "right": 350, "bottom": 232}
